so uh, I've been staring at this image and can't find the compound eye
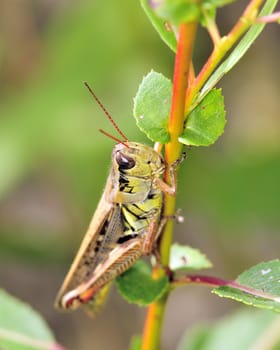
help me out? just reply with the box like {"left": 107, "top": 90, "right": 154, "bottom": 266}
{"left": 116, "top": 151, "right": 136, "bottom": 170}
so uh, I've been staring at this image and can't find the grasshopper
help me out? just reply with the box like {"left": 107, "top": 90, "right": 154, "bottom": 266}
{"left": 55, "top": 83, "right": 180, "bottom": 315}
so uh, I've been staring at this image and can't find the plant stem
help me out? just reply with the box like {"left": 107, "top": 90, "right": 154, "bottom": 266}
{"left": 185, "top": 0, "right": 264, "bottom": 114}
{"left": 141, "top": 22, "right": 197, "bottom": 350}
{"left": 202, "top": 8, "right": 221, "bottom": 45}
{"left": 256, "top": 11, "right": 280, "bottom": 22}
{"left": 172, "top": 274, "right": 280, "bottom": 302}
{"left": 140, "top": 292, "right": 169, "bottom": 350}
{"left": 162, "top": 21, "right": 197, "bottom": 265}
{"left": 140, "top": 1, "right": 272, "bottom": 349}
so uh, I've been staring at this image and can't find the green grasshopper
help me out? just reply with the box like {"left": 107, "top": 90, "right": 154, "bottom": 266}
{"left": 55, "top": 83, "right": 180, "bottom": 315}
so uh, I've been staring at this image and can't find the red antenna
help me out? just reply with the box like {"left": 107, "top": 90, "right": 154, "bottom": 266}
{"left": 99, "top": 129, "right": 128, "bottom": 147}
{"left": 84, "top": 81, "right": 128, "bottom": 143}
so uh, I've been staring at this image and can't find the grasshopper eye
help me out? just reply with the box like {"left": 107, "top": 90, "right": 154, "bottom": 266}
{"left": 116, "top": 152, "right": 135, "bottom": 170}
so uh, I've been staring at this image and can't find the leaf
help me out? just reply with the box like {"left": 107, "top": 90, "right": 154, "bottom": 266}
{"left": 115, "top": 260, "right": 169, "bottom": 306}
{"left": 139, "top": 0, "right": 177, "bottom": 52}
{"left": 179, "top": 89, "right": 226, "bottom": 146}
{"left": 0, "top": 289, "right": 62, "bottom": 350}
{"left": 213, "top": 260, "right": 280, "bottom": 312}
{"left": 153, "top": 0, "right": 201, "bottom": 25}
{"left": 133, "top": 71, "right": 171, "bottom": 143}
{"left": 200, "top": 0, "right": 278, "bottom": 100}
{"left": 170, "top": 243, "right": 212, "bottom": 272}
{"left": 177, "top": 309, "right": 280, "bottom": 350}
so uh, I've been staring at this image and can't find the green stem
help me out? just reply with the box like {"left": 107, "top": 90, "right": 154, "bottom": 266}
{"left": 141, "top": 22, "right": 197, "bottom": 350}
{"left": 202, "top": 8, "right": 221, "bottom": 45}
{"left": 185, "top": 0, "right": 264, "bottom": 114}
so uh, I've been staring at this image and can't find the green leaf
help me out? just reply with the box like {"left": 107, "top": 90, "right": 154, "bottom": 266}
{"left": 179, "top": 89, "right": 226, "bottom": 146}
{"left": 139, "top": 0, "right": 177, "bottom": 52}
{"left": 0, "top": 289, "right": 61, "bottom": 350}
{"left": 153, "top": 0, "right": 201, "bottom": 25}
{"left": 200, "top": 0, "right": 278, "bottom": 100}
{"left": 133, "top": 70, "right": 171, "bottom": 143}
{"left": 116, "top": 260, "right": 169, "bottom": 306}
{"left": 213, "top": 260, "right": 280, "bottom": 312}
{"left": 177, "top": 309, "right": 279, "bottom": 350}
{"left": 170, "top": 243, "right": 212, "bottom": 271}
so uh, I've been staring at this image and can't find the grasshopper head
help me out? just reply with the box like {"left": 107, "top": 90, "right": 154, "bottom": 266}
{"left": 113, "top": 142, "right": 165, "bottom": 178}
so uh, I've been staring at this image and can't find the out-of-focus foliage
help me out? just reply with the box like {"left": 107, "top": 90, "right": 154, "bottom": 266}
{"left": 0, "top": 1, "right": 173, "bottom": 262}
{"left": 0, "top": 0, "right": 279, "bottom": 349}
{"left": 0, "top": 289, "right": 58, "bottom": 350}
{"left": 177, "top": 309, "right": 280, "bottom": 350}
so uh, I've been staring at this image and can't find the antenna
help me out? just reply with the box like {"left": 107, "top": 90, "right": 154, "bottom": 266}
{"left": 84, "top": 81, "right": 128, "bottom": 142}
{"left": 99, "top": 129, "right": 129, "bottom": 147}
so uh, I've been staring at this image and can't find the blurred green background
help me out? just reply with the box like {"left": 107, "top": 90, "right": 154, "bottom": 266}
{"left": 0, "top": 1, "right": 279, "bottom": 349}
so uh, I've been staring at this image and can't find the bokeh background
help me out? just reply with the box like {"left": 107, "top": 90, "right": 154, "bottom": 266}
{"left": 0, "top": 1, "right": 279, "bottom": 349}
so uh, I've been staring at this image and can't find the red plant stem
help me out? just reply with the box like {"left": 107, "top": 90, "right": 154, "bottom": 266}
{"left": 141, "top": 22, "right": 197, "bottom": 350}
{"left": 173, "top": 274, "right": 280, "bottom": 301}
{"left": 173, "top": 274, "right": 239, "bottom": 287}
{"left": 161, "top": 21, "right": 197, "bottom": 266}
{"left": 256, "top": 11, "right": 280, "bottom": 22}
